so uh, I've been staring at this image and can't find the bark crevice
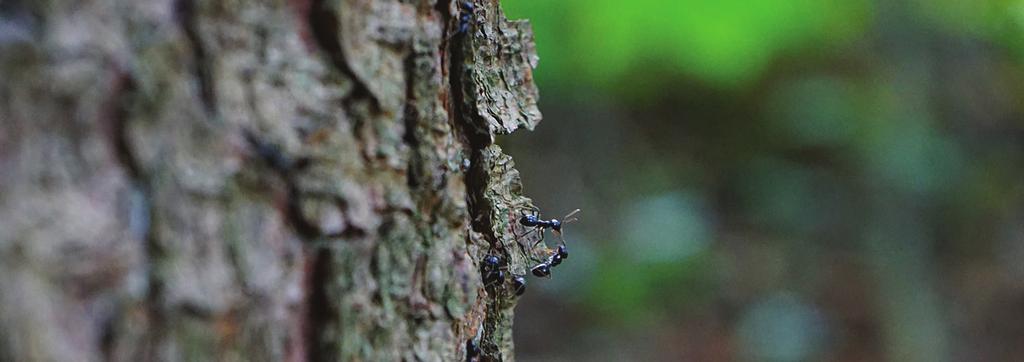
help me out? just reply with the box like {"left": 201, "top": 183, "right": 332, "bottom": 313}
{"left": 307, "top": 0, "right": 379, "bottom": 112}
{"left": 175, "top": 0, "right": 217, "bottom": 117}
{"left": 307, "top": 247, "right": 337, "bottom": 362}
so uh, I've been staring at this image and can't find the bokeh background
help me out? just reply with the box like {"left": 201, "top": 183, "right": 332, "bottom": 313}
{"left": 498, "top": 0, "right": 1024, "bottom": 360}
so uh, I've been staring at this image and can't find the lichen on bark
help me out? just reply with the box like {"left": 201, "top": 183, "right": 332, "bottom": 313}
{"left": 0, "top": 0, "right": 546, "bottom": 361}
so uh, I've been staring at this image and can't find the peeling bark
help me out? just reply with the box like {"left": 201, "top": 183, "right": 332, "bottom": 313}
{"left": 0, "top": 0, "right": 547, "bottom": 361}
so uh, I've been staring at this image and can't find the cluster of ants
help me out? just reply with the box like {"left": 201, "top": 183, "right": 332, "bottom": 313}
{"left": 480, "top": 209, "right": 581, "bottom": 296}
{"left": 456, "top": 3, "right": 573, "bottom": 360}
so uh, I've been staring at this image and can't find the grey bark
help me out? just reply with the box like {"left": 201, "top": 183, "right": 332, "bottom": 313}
{"left": 0, "top": 0, "right": 545, "bottom": 360}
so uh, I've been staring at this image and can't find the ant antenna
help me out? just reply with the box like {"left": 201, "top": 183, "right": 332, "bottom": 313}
{"left": 553, "top": 208, "right": 581, "bottom": 242}
{"left": 562, "top": 209, "right": 581, "bottom": 224}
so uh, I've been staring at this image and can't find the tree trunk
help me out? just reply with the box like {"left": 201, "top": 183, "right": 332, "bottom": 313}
{"left": 0, "top": 0, "right": 544, "bottom": 360}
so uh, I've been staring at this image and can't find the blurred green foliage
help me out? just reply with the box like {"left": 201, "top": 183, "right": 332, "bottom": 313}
{"left": 911, "top": 0, "right": 1024, "bottom": 58}
{"left": 504, "top": 0, "right": 1024, "bottom": 89}
{"left": 505, "top": 0, "right": 869, "bottom": 88}
{"left": 502, "top": 0, "right": 1024, "bottom": 360}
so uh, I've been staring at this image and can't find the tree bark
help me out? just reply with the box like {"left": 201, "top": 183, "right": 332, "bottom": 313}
{"left": 0, "top": 0, "right": 544, "bottom": 360}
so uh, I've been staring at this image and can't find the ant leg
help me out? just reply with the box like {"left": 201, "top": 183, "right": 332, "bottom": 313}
{"left": 521, "top": 207, "right": 541, "bottom": 221}
{"left": 513, "top": 224, "right": 538, "bottom": 241}
{"left": 553, "top": 229, "right": 568, "bottom": 246}
{"left": 530, "top": 227, "right": 547, "bottom": 248}
{"left": 508, "top": 211, "right": 522, "bottom": 237}
{"left": 510, "top": 209, "right": 531, "bottom": 238}
{"left": 531, "top": 262, "right": 553, "bottom": 278}
{"left": 483, "top": 265, "right": 508, "bottom": 288}
{"left": 514, "top": 209, "right": 544, "bottom": 243}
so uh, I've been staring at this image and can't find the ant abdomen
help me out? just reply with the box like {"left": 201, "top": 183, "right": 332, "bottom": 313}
{"left": 531, "top": 263, "right": 551, "bottom": 278}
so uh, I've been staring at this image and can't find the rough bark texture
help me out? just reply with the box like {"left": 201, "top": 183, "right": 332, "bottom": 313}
{"left": 0, "top": 0, "right": 546, "bottom": 360}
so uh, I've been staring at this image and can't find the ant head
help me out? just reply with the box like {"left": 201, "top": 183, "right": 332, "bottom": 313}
{"left": 483, "top": 255, "right": 501, "bottom": 267}
{"left": 531, "top": 263, "right": 551, "bottom": 278}
{"left": 549, "top": 252, "right": 562, "bottom": 267}
{"left": 520, "top": 207, "right": 540, "bottom": 217}
{"left": 552, "top": 209, "right": 580, "bottom": 234}
{"left": 512, "top": 276, "right": 526, "bottom": 296}
{"left": 460, "top": 1, "right": 474, "bottom": 11}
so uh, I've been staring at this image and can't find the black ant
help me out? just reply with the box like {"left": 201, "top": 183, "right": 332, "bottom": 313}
{"left": 480, "top": 254, "right": 505, "bottom": 287}
{"left": 550, "top": 244, "right": 568, "bottom": 266}
{"left": 519, "top": 208, "right": 581, "bottom": 247}
{"left": 530, "top": 245, "right": 570, "bottom": 278}
{"left": 531, "top": 263, "right": 551, "bottom": 278}
{"left": 444, "top": 1, "right": 473, "bottom": 44}
{"left": 512, "top": 276, "right": 526, "bottom": 296}
{"left": 480, "top": 254, "right": 529, "bottom": 297}
{"left": 517, "top": 208, "right": 578, "bottom": 278}
{"left": 454, "top": 1, "right": 474, "bottom": 36}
